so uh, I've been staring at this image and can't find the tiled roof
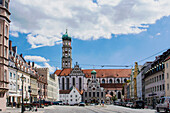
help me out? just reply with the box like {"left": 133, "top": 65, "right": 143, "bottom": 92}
{"left": 100, "top": 83, "right": 123, "bottom": 88}
{"left": 54, "top": 68, "right": 72, "bottom": 76}
{"left": 165, "top": 56, "right": 170, "bottom": 61}
{"left": 83, "top": 69, "right": 131, "bottom": 78}
{"left": 55, "top": 68, "right": 131, "bottom": 78}
{"left": 59, "top": 90, "right": 71, "bottom": 94}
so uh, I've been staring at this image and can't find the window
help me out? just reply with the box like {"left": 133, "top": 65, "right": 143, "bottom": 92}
{"left": 160, "top": 85, "right": 162, "bottom": 91}
{"left": 159, "top": 75, "right": 161, "bottom": 80}
{"left": 28, "top": 79, "right": 29, "bottom": 83}
{"left": 93, "top": 92, "right": 95, "bottom": 97}
{"left": 162, "top": 74, "right": 164, "bottom": 80}
{"left": 0, "top": 0, "right": 2, "bottom": 5}
{"left": 18, "top": 85, "right": 19, "bottom": 90}
{"left": 5, "top": 25, "right": 8, "bottom": 36}
{"left": 97, "top": 92, "right": 99, "bottom": 97}
{"left": 25, "top": 86, "right": 26, "bottom": 91}
{"left": 166, "top": 63, "right": 168, "bottom": 68}
{"left": 4, "top": 70, "right": 7, "bottom": 81}
{"left": 101, "top": 92, "right": 103, "bottom": 97}
{"left": 167, "top": 73, "right": 169, "bottom": 79}
{"left": 75, "top": 95, "right": 77, "bottom": 97}
{"left": 76, "top": 99, "right": 77, "bottom": 101}
{"left": 70, "top": 95, "right": 72, "bottom": 97}
{"left": 13, "top": 74, "right": 15, "bottom": 79}
{"left": 157, "top": 76, "right": 159, "bottom": 82}
{"left": 85, "top": 92, "right": 87, "bottom": 97}
{"left": 5, "top": 0, "right": 8, "bottom": 8}
{"left": 4, "top": 37, "right": 7, "bottom": 45}
{"left": 102, "top": 79, "right": 105, "bottom": 83}
{"left": 4, "top": 47, "right": 7, "bottom": 57}
{"left": 109, "top": 79, "right": 112, "bottom": 83}
{"left": 10, "top": 72, "right": 12, "bottom": 78}
{"left": 167, "top": 83, "right": 169, "bottom": 90}
{"left": 163, "top": 84, "right": 165, "bottom": 90}
{"left": 89, "top": 92, "right": 91, "bottom": 97}
{"left": 70, "top": 99, "right": 72, "bottom": 101}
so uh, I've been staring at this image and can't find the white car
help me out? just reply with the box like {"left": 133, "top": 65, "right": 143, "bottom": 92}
{"left": 156, "top": 97, "right": 170, "bottom": 112}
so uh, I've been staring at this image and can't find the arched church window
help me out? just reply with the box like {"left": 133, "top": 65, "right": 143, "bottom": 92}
{"left": 102, "top": 79, "right": 105, "bottom": 83}
{"left": 62, "top": 78, "right": 65, "bottom": 90}
{"left": 79, "top": 78, "right": 82, "bottom": 90}
{"left": 117, "top": 79, "right": 120, "bottom": 83}
{"left": 72, "top": 78, "right": 75, "bottom": 86}
{"left": 109, "top": 79, "right": 112, "bottom": 83}
{"left": 66, "top": 78, "right": 69, "bottom": 90}
{"left": 124, "top": 78, "right": 127, "bottom": 83}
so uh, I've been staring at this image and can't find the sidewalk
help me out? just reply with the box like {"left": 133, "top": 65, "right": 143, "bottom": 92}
{"left": 0, "top": 107, "right": 44, "bottom": 113}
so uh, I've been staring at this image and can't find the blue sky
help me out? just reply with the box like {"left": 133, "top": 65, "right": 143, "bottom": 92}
{"left": 9, "top": 0, "right": 170, "bottom": 73}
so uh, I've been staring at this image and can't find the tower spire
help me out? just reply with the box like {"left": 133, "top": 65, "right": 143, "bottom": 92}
{"left": 66, "top": 28, "right": 68, "bottom": 34}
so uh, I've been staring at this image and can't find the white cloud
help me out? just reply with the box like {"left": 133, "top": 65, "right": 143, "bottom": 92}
{"left": 156, "top": 33, "right": 161, "bottom": 36}
{"left": 34, "top": 63, "right": 56, "bottom": 73}
{"left": 10, "top": 32, "right": 19, "bottom": 37}
{"left": 24, "top": 55, "right": 49, "bottom": 62}
{"left": 10, "top": 0, "right": 170, "bottom": 48}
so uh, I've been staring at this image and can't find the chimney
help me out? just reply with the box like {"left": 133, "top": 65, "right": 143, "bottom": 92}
{"left": 12, "top": 46, "right": 17, "bottom": 54}
{"left": 32, "top": 62, "right": 34, "bottom": 67}
{"left": 9, "top": 40, "right": 12, "bottom": 51}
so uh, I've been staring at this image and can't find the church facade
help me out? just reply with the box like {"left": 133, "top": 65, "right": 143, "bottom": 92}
{"left": 54, "top": 30, "right": 131, "bottom": 103}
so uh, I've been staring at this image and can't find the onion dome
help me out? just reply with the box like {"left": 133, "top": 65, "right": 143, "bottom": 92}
{"left": 62, "top": 29, "right": 71, "bottom": 41}
{"left": 91, "top": 70, "right": 97, "bottom": 74}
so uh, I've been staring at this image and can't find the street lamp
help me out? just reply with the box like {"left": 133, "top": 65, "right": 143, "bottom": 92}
{"left": 21, "top": 74, "right": 26, "bottom": 113}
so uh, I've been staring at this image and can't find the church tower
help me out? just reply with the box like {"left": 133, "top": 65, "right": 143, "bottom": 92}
{"left": 62, "top": 29, "right": 72, "bottom": 69}
{"left": 0, "top": 0, "right": 10, "bottom": 111}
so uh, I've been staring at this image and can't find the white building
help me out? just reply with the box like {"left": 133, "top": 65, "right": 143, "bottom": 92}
{"left": 59, "top": 86, "right": 82, "bottom": 105}
{"left": 47, "top": 73, "right": 59, "bottom": 101}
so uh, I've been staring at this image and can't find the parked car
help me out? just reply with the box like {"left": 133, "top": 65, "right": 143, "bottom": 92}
{"left": 79, "top": 102, "right": 85, "bottom": 106}
{"left": 53, "top": 101, "right": 63, "bottom": 105}
{"left": 114, "top": 101, "right": 119, "bottom": 105}
{"left": 122, "top": 102, "right": 128, "bottom": 107}
{"left": 126, "top": 102, "right": 133, "bottom": 107}
{"left": 156, "top": 97, "right": 170, "bottom": 113}
{"left": 132, "top": 100, "right": 144, "bottom": 109}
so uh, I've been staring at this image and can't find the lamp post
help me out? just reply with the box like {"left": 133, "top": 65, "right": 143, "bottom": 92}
{"left": 21, "top": 75, "right": 26, "bottom": 113}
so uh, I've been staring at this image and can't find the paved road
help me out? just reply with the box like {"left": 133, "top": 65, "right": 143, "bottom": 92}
{"left": 44, "top": 105, "right": 157, "bottom": 113}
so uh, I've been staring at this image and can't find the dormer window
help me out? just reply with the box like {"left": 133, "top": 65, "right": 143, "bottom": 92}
{"left": 5, "top": 0, "right": 8, "bottom": 9}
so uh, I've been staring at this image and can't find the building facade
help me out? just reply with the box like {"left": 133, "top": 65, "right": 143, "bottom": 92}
{"left": 83, "top": 70, "right": 105, "bottom": 103}
{"left": 164, "top": 55, "right": 170, "bottom": 96}
{"left": 59, "top": 86, "right": 82, "bottom": 105}
{"left": 47, "top": 74, "right": 59, "bottom": 101}
{"left": 144, "top": 49, "right": 170, "bottom": 106}
{"left": 36, "top": 68, "right": 48, "bottom": 101}
{"left": 0, "top": 0, "right": 10, "bottom": 111}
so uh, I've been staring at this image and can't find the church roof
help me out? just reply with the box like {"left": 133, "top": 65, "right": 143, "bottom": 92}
{"left": 83, "top": 69, "right": 131, "bottom": 78}
{"left": 54, "top": 68, "right": 72, "bottom": 76}
{"left": 55, "top": 68, "right": 131, "bottom": 78}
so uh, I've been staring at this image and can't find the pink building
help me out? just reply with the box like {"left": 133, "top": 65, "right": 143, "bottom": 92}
{"left": 0, "top": 0, "right": 10, "bottom": 111}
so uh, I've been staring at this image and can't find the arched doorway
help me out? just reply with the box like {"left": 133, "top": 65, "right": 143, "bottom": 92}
{"left": 118, "top": 92, "right": 121, "bottom": 99}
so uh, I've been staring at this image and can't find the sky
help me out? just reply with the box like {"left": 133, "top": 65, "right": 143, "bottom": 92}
{"left": 9, "top": 0, "right": 170, "bottom": 73}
